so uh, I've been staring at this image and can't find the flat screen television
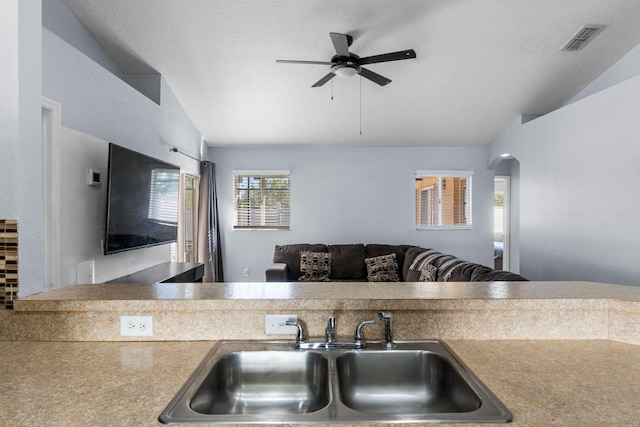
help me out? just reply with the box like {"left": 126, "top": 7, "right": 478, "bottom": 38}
{"left": 104, "top": 143, "right": 180, "bottom": 255}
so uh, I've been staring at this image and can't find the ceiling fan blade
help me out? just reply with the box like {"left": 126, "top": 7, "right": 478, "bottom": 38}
{"left": 276, "top": 59, "right": 333, "bottom": 65}
{"left": 329, "top": 32, "right": 351, "bottom": 57}
{"left": 359, "top": 49, "right": 417, "bottom": 65}
{"left": 358, "top": 67, "right": 392, "bottom": 86}
{"left": 312, "top": 72, "right": 336, "bottom": 87}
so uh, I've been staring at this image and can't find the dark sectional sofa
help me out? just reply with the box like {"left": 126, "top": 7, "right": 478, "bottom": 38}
{"left": 265, "top": 243, "right": 527, "bottom": 282}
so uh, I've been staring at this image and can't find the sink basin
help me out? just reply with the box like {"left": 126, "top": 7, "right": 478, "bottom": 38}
{"left": 159, "top": 340, "right": 512, "bottom": 424}
{"left": 336, "top": 350, "right": 481, "bottom": 414}
{"left": 190, "top": 350, "right": 329, "bottom": 415}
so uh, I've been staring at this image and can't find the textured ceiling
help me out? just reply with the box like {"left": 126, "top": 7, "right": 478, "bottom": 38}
{"left": 63, "top": 0, "right": 640, "bottom": 148}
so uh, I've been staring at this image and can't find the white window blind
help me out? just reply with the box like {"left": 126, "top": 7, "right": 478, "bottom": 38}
{"left": 234, "top": 171, "right": 291, "bottom": 229}
{"left": 415, "top": 170, "right": 472, "bottom": 229}
{"left": 148, "top": 168, "right": 180, "bottom": 224}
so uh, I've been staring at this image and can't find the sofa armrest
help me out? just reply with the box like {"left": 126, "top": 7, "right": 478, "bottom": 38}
{"left": 265, "top": 263, "right": 289, "bottom": 282}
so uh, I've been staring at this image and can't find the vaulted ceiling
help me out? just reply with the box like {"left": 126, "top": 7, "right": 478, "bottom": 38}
{"left": 63, "top": 0, "right": 640, "bottom": 147}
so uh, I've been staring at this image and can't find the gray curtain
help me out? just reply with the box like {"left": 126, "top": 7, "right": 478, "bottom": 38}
{"left": 197, "top": 161, "right": 224, "bottom": 282}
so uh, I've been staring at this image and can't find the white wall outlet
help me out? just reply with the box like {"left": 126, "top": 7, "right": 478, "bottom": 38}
{"left": 120, "top": 315, "right": 153, "bottom": 337}
{"left": 243, "top": 268, "right": 250, "bottom": 277}
{"left": 265, "top": 314, "right": 298, "bottom": 335}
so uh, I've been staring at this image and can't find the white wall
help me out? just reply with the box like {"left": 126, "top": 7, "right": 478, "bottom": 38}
{"left": 211, "top": 146, "right": 495, "bottom": 282}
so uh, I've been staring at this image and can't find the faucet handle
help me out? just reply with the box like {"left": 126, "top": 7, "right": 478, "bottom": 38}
{"left": 353, "top": 320, "right": 375, "bottom": 346}
{"left": 285, "top": 320, "right": 307, "bottom": 344}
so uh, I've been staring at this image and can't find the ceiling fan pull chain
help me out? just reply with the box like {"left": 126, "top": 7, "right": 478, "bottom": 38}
{"left": 359, "top": 76, "right": 362, "bottom": 135}
{"left": 331, "top": 79, "right": 334, "bottom": 100}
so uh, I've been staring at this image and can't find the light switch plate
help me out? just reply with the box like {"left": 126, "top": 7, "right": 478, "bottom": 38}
{"left": 76, "top": 260, "right": 95, "bottom": 284}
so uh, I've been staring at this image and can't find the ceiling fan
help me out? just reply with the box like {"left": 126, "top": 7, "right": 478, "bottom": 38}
{"left": 276, "top": 32, "right": 417, "bottom": 87}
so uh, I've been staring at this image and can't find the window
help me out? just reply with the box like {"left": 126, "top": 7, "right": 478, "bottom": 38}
{"left": 234, "top": 171, "right": 291, "bottom": 229}
{"left": 415, "top": 170, "right": 472, "bottom": 229}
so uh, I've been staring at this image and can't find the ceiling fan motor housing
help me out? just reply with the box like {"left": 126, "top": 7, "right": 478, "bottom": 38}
{"left": 331, "top": 54, "right": 361, "bottom": 76}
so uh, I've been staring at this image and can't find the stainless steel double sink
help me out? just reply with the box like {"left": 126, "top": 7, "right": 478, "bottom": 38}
{"left": 159, "top": 340, "right": 512, "bottom": 424}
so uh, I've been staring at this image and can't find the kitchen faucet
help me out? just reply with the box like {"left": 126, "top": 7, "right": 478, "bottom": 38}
{"left": 286, "top": 316, "right": 375, "bottom": 349}
{"left": 378, "top": 311, "right": 397, "bottom": 348}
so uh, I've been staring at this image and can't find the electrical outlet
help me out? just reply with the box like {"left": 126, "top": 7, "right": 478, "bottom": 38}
{"left": 243, "top": 268, "right": 250, "bottom": 277}
{"left": 120, "top": 315, "right": 153, "bottom": 337}
{"left": 265, "top": 314, "right": 298, "bottom": 335}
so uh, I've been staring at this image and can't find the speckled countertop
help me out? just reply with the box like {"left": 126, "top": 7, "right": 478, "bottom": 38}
{"left": 2, "top": 281, "right": 640, "bottom": 425}
{"left": 4, "top": 281, "right": 640, "bottom": 343}
{"left": 1, "top": 339, "right": 640, "bottom": 426}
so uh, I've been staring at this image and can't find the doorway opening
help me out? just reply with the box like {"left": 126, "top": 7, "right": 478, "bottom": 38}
{"left": 177, "top": 173, "right": 200, "bottom": 263}
{"left": 494, "top": 176, "right": 510, "bottom": 271}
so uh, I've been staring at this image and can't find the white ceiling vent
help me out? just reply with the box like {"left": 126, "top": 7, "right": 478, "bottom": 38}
{"left": 561, "top": 24, "right": 606, "bottom": 51}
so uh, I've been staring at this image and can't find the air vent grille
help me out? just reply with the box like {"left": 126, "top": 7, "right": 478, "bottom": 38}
{"left": 561, "top": 24, "right": 605, "bottom": 51}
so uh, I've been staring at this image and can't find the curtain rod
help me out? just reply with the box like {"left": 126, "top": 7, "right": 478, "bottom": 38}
{"left": 170, "top": 147, "right": 201, "bottom": 162}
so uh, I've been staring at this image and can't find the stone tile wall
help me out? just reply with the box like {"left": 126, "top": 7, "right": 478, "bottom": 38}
{"left": 0, "top": 220, "right": 18, "bottom": 309}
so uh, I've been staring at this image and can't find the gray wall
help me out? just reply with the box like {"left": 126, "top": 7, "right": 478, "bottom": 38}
{"left": 0, "top": 0, "right": 44, "bottom": 297}
{"left": 0, "top": 0, "right": 205, "bottom": 296}
{"left": 489, "top": 73, "right": 640, "bottom": 286}
{"left": 42, "top": 0, "right": 123, "bottom": 78}
{"left": 211, "top": 146, "right": 495, "bottom": 282}
{"left": 523, "top": 75, "right": 640, "bottom": 286}
{"left": 569, "top": 43, "right": 640, "bottom": 104}
{"left": 41, "top": 28, "right": 202, "bottom": 288}
{"left": 0, "top": 0, "right": 20, "bottom": 218}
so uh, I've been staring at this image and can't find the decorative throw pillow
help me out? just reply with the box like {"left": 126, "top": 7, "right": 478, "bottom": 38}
{"left": 418, "top": 264, "right": 438, "bottom": 282}
{"left": 365, "top": 254, "right": 400, "bottom": 282}
{"left": 298, "top": 251, "right": 331, "bottom": 281}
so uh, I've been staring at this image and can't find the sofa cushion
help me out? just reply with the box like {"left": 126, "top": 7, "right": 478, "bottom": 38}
{"left": 365, "top": 244, "right": 411, "bottom": 277}
{"left": 442, "top": 261, "right": 479, "bottom": 282}
{"left": 298, "top": 251, "right": 331, "bottom": 281}
{"left": 273, "top": 244, "right": 328, "bottom": 281}
{"left": 404, "top": 248, "right": 443, "bottom": 280}
{"left": 402, "top": 246, "right": 427, "bottom": 279}
{"left": 437, "top": 258, "right": 472, "bottom": 282}
{"left": 365, "top": 253, "right": 400, "bottom": 282}
{"left": 328, "top": 244, "right": 367, "bottom": 280}
{"left": 419, "top": 264, "right": 438, "bottom": 282}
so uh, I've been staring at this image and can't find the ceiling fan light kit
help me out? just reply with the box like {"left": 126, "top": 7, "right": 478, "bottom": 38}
{"left": 333, "top": 64, "right": 359, "bottom": 78}
{"left": 277, "top": 32, "right": 416, "bottom": 87}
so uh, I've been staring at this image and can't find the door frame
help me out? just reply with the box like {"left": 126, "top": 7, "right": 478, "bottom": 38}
{"left": 42, "top": 97, "right": 62, "bottom": 290}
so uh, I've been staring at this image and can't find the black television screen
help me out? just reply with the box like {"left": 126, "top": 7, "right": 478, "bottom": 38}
{"left": 104, "top": 143, "right": 180, "bottom": 255}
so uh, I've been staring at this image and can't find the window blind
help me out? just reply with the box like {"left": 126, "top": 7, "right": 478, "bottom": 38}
{"left": 234, "top": 172, "right": 291, "bottom": 229}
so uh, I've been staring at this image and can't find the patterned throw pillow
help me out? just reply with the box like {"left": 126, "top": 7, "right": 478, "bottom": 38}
{"left": 298, "top": 251, "right": 331, "bottom": 281}
{"left": 418, "top": 264, "right": 438, "bottom": 282}
{"left": 365, "top": 253, "right": 400, "bottom": 282}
